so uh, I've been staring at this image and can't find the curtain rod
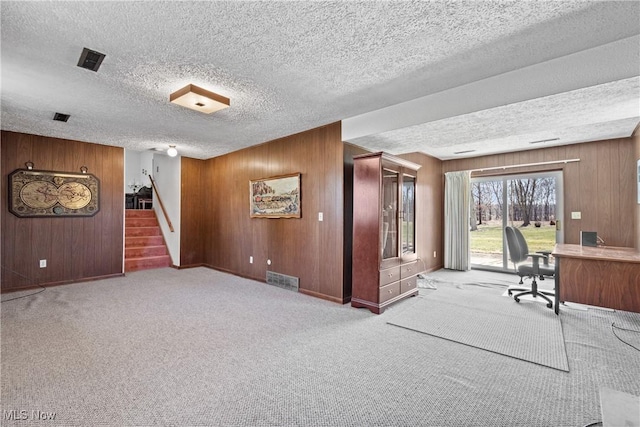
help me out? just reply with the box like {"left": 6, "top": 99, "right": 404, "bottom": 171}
{"left": 470, "top": 158, "right": 580, "bottom": 173}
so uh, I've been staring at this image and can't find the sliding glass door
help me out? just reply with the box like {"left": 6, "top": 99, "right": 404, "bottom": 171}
{"left": 470, "top": 171, "right": 563, "bottom": 271}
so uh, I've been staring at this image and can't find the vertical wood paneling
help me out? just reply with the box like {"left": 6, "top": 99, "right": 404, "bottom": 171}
{"left": 619, "top": 138, "right": 636, "bottom": 247}
{"left": 82, "top": 142, "right": 97, "bottom": 277}
{"left": 579, "top": 142, "right": 598, "bottom": 236}
{"left": 201, "top": 122, "right": 345, "bottom": 302}
{"left": 1, "top": 131, "right": 124, "bottom": 291}
{"left": 399, "top": 152, "right": 445, "bottom": 272}
{"left": 635, "top": 132, "right": 640, "bottom": 249}
{"left": 597, "top": 141, "right": 613, "bottom": 243}
{"left": 180, "top": 157, "right": 206, "bottom": 267}
{"left": 343, "top": 143, "right": 370, "bottom": 299}
{"left": 443, "top": 138, "right": 636, "bottom": 248}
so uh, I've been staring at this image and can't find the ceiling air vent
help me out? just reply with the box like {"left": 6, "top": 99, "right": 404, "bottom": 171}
{"left": 77, "top": 47, "right": 106, "bottom": 72}
{"left": 453, "top": 149, "right": 476, "bottom": 155}
{"left": 529, "top": 138, "right": 559, "bottom": 145}
{"left": 53, "top": 112, "right": 70, "bottom": 122}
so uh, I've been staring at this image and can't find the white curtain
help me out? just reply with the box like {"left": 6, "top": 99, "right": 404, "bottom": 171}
{"left": 444, "top": 170, "right": 471, "bottom": 270}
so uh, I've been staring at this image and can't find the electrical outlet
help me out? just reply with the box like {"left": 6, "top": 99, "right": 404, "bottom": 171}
{"left": 249, "top": 256, "right": 253, "bottom": 264}
{"left": 318, "top": 212, "right": 323, "bottom": 222}
{"left": 39, "top": 259, "right": 47, "bottom": 268}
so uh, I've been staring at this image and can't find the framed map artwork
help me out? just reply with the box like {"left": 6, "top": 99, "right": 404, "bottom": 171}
{"left": 250, "top": 173, "right": 301, "bottom": 218}
{"left": 8, "top": 169, "right": 100, "bottom": 217}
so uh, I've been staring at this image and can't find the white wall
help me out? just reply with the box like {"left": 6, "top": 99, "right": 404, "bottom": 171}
{"left": 140, "top": 151, "right": 154, "bottom": 188}
{"left": 125, "top": 149, "right": 155, "bottom": 192}
{"left": 124, "top": 150, "right": 143, "bottom": 193}
{"left": 151, "top": 153, "right": 181, "bottom": 266}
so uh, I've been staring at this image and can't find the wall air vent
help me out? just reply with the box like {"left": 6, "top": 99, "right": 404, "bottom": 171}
{"left": 266, "top": 271, "right": 299, "bottom": 292}
{"left": 77, "top": 48, "right": 106, "bottom": 72}
{"left": 53, "top": 112, "right": 70, "bottom": 122}
{"left": 453, "top": 149, "right": 476, "bottom": 155}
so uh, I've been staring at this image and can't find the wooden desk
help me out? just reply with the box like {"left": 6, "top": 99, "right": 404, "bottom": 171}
{"left": 552, "top": 244, "right": 640, "bottom": 313}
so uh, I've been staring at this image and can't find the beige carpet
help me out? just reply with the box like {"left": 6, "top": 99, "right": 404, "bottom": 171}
{"left": 387, "top": 281, "right": 570, "bottom": 371}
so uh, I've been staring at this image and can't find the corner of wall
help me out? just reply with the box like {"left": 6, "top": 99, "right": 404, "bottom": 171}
{"left": 634, "top": 126, "right": 640, "bottom": 249}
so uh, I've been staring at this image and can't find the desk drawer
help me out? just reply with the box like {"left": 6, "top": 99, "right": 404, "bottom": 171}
{"left": 401, "top": 261, "right": 418, "bottom": 278}
{"left": 379, "top": 282, "right": 400, "bottom": 303}
{"left": 379, "top": 266, "right": 401, "bottom": 287}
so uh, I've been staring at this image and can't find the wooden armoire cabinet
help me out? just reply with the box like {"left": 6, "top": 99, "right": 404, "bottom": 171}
{"left": 351, "top": 152, "right": 421, "bottom": 314}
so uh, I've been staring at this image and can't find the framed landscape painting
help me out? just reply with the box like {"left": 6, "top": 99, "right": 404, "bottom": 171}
{"left": 250, "top": 173, "right": 301, "bottom": 218}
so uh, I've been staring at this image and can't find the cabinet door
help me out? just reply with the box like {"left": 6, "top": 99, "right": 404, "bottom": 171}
{"left": 401, "top": 173, "right": 417, "bottom": 259}
{"left": 381, "top": 167, "right": 399, "bottom": 262}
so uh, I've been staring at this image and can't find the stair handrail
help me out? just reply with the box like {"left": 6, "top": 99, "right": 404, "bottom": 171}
{"left": 148, "top": 175, "right": 175, "bottom": 232}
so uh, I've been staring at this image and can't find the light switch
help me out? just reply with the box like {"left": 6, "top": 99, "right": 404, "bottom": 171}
{"left": 318, "top": 212, "right": 323, "bottom": 222}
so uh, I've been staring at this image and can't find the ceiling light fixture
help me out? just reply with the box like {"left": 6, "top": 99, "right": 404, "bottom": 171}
{"left": 167, "top": 145, "right": 178, "bottom": 157}
{"left": 169, "top": 84, "right": 230, "bottom": 114}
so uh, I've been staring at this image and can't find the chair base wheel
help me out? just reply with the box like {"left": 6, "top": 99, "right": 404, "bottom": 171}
{"left": 511, "top": 288, "right": 554, "bottom": 310}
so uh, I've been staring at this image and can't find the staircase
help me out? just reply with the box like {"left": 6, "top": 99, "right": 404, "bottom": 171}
{"left": 125, "top": 209, "right": 172, "bottom": 272}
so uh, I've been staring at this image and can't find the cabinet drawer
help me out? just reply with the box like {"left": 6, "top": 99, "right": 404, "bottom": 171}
{"left": 379, "top": 282, "right": 400, "bottom": 303}
{"left": 400, "top": 275, "right": 417, "bottom": 294}
{"left": 379, "top": 266, "right": 401, "bottom": 287}
{"left": 401, "top": 261, "right": 418, "bottom": 278}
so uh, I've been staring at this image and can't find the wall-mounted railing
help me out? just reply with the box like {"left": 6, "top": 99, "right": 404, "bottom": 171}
{"left": 148, "top": 175, "right": 174, "bottom": 232}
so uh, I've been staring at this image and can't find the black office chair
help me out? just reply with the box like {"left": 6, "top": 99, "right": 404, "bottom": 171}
{"left": 504, "top": 226, "right": 555, "bottom": 308}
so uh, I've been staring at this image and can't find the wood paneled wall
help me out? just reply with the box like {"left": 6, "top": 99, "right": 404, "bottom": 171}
{"left": 200, "top": 122, "right": 346, "bottom": 302}
{"left": 343, "top": 143, "right": 370, "bottom": 299}
{"left": 180, "top": 157, "right": 207, "bottom": 267}
{"left": 443, "top": 138, "right": 637, "bottom": 248}
{"left": 399, "top": 152, "right": 445, "bottom": 272}
{"left": 1, "top": 131, "right": 124, "bottom": 291}
{"left": 634, "top": 128, "right": 640, "bottom": 249}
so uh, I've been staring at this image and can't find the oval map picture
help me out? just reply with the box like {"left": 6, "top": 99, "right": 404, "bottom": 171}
{"left": 19, "top": 181, "right": 59, "bottom": 209}
{"left": 57, "top": 182, "right": 92, "bottom": 209}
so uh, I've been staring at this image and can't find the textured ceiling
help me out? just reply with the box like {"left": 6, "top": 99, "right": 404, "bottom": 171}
{"left": 1, "top": 1, "right": 639, "bottom": 160}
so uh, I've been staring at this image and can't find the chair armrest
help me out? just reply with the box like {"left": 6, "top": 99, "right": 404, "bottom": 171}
{"left": 526, "top": 253, "right": 547, "bottom": 273}
{"left": 535, "top": 250, "right": 551, "bottom": 265}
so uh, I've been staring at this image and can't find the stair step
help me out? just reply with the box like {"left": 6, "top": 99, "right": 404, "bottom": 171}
{"left": 125, "top": 226, "right": 161, "bottom": 237}
{"left": 125, "top": 209, "right": 155, "bottom": 218}
{"left": 125, "top": 255, "right": 171, "bottom": 272}
{"left": 125, "top": 217, "right": 158, "bottom": 227}
{"left": 123, "top": 209, "right": 171, "bottom": 273}
{"left": 125, "top": 235, "right": 164, "bottom": 247}
{"left": 125, "top": 245, "right": 168, "bottom": 258}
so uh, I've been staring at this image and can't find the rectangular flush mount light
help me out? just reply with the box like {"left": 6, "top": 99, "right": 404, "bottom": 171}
{"left": 170, "top": 84, "right": 230, "bottom": 114}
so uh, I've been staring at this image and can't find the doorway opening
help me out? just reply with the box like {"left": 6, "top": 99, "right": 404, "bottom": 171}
{"left": 470, "top": 171, "right": 563, "bottom": 272}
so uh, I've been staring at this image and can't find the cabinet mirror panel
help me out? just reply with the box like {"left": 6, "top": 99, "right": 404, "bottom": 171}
{"left": 382, "top": 168, "right": 399, "bottom": 260}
